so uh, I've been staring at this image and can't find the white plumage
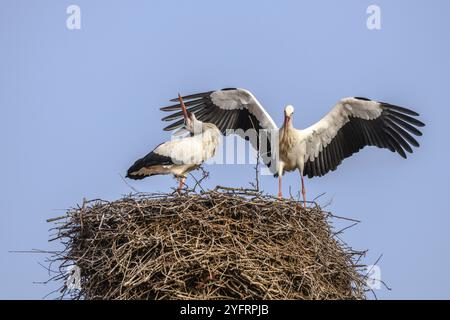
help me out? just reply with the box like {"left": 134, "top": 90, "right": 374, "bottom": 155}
{"left": 154, "top": 126, "right": 220, "bottom": 167}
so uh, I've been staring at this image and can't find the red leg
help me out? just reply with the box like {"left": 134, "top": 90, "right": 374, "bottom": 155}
{"left": 177, "top": 177, "right": 186, "bottom": 193}
{"left": 301, "top": 173, "right": 306, "bottom": 208}
{"left": 278, "top": 174, "right": 282, "bottom": 199}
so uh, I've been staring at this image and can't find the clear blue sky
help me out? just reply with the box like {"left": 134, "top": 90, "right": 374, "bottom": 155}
{"left": 1, "top": 0, "right": 449, "bottom": 299}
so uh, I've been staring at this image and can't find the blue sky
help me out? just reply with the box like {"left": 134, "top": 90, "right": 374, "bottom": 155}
{"left": 1, "top": 0, "right": 449, "bottom": 299}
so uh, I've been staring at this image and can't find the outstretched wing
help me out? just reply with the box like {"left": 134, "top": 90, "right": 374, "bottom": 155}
{"left": 300, "top": 97, "right": 425, "bottom": 178}
{"left": 161, "top": 88, "right": 278, "bottom": 167}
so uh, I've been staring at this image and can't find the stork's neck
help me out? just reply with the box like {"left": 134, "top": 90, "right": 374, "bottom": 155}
{"left": 280, "top": 117, "right": 296, "bottom": 148}
{"left": 281, "top": 116, "right": 294, "bottom": 133}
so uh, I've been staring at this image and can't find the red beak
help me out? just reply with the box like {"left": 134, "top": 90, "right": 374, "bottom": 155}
{"left": 178, "top": 93, "right": 189, "bottom": 121}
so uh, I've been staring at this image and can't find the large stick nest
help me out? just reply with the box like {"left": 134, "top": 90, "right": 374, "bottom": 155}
{"left": 48, "top": 188, "right": 368, "bottom": 299}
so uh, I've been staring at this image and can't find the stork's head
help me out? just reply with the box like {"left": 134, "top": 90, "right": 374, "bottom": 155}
{"left": 178, "top": 93, "right": 203, "bottom": 134}
{"left": 283, "top": 105, "right": 294, "bottom": 131}
{"left": 185, "top": 112, "right": 204, "bottom": 134}
{"left": 284, "top": 105, "right": 294, "bottom": 118}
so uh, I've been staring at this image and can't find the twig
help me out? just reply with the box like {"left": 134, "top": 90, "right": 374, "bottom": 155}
{"left": 119, "top": 173, "right": 140, "bottom": 193}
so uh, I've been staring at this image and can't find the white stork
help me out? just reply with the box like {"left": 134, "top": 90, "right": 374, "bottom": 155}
{"left": 161, "top": 88, "right": 425, "bottom": 206}
{"left": 127, "top": 94, "right": 221, "bottom": 191}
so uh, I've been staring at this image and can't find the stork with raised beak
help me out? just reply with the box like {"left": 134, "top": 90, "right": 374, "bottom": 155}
{"left": 127, "top": 94, "right": 221, "bottom": 191}
{"left": 161, "top": 88, "right": 425, "bottom": 206}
